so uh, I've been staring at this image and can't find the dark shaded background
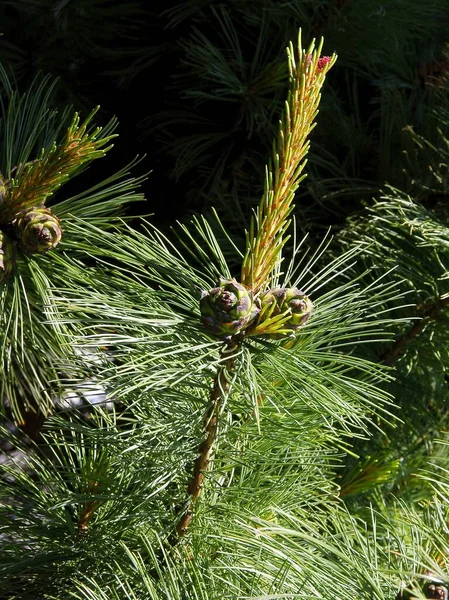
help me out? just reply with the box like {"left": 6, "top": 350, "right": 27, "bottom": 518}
{"left": 1, "top": 0, "right": 448, "bottom": 229}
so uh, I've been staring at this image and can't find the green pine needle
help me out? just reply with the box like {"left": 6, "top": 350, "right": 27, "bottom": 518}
{"left": 241, "top": 32, "right": 336, "bottom": 292}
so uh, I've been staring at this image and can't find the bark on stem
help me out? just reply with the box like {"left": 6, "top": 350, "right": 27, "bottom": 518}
{"left": 381, "top": 296, "right": 449, "bottom": 365}
{"left": 78, "top": 500, "right": 97, "bottom": 534}
{"left": 176, "top": 343, "right": 237, "bottom": 537}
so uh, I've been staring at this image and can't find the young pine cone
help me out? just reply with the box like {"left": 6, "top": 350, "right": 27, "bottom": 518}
{"left": 0, "top": 230, "right": 14, "bottom": 281}
{"left": 0, "top": 177, "right": 6, "bottom": 207}
{"left": 423, "top": 581, "right": 448, "bottom": 600}
{"left": 258, "top": 287, "right": 313, "bottom": 336}
{"left": 200, "top": 278, "right": 259, "bottom": 338}
{"left": 14, "top": 206, "right": 62, "bottom": 253}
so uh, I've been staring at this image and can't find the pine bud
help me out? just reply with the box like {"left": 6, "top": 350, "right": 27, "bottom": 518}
{"left": 14, "top": 206, "right": 62, "bottom": 253}
{"left": 0, "top": 177, "right": 6, "bottom": 207}
{"left": 0, "top": 230, "right": 14, "bottom": 281}
{"left": 200, "top": 278, "right": 260, "bottom": 338}
{"left": 259, "top": 287, "right": 313, "bottom": 336}
{"left": 423, "top": 581, "right": 448, "bottom": 600}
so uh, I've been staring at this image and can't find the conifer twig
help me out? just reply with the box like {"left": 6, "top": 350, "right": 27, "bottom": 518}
{"left": 176, "top": 343, "right": 237, "bottom": 537}
{"left": 240, "top": 34, "right": 336, "bottom": 293}
{"left": 78, "top": 499, "right": 98, "bottom": 534}
{"left": 77, "top": 452, "right": 109, "bottom": 535}
{"left": 1, "top": 108, "right": 116, "bottom": 224}
{"left": 179, "top": 33, "right": 336, "bottom": 538}
{"left": 381, "top": 295, "right": 449, "bottom": 365}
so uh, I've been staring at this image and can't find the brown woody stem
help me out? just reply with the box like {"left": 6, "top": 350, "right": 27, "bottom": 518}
{"left": 176, "top": 342, "right": 238, "bottom": 537}
{"left": 381, "top": 296, "right": 449, "bottom": 365}
{"left": 78, "top": 500, "right": 98, "bottom": 534}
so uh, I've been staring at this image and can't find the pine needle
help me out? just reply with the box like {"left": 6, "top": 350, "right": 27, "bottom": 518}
{"left": 241, "top": 32, "right": 336, "bottom": 292}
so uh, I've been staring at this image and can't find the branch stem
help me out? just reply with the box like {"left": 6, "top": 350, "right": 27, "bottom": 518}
{"left": 382, "top": 296, "right": 449, "bottom": 365}
{"left": 176, "top": 342, "right": 238, "bottom": 537}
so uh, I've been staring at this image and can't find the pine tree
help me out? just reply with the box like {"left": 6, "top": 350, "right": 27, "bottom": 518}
{"left": 0, "top": 66, "right": 146, "bottom": 427}
{"left": 1, "top": 8, "right": 449, "bottom": 600}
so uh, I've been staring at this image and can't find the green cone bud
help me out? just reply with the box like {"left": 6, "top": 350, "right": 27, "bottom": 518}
{"left": 200, "top": 278, "right": 260, "bottom": 337}
{"left": 15, "top": 206, "right": 62, "bottom": 253}
{"left": 0, "top": 176, "right": 6, "bottom": 207}
{"left": 259, "top": 287, "right": 313, "bottom": 335}
{"left": 423, "top": 581, "right": 448, "bottom": 600}
{"left": 0, "top": 230, "right": 14, "bottom": 281}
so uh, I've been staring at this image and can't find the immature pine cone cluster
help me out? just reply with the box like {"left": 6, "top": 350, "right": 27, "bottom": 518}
{"left": 200, "top": 279, "right": 313, "bottom": 340}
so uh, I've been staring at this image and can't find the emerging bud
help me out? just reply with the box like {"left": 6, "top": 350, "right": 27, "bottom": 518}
{"left": 258, "top": 287, "right": 313, "bottom": 336}
{"left": 0, "top": 230, "right": 14, "bottom": 281}
{"left": 306, "top": 55, "right": 333, "bottom": 72}
{"left": 317, "top": 56, "right": 332, "bottom": 71}
{"left": 200, "top": 278, "right": 260, "bottom": 338}
{"left": 0, "top": 176, "right": 6, "bottom": 207}
{"left": 14, "top": 206, "right": 62, "bottom": 253}
{"left": 423, "top": 581, "right": 448, "bottom": 600}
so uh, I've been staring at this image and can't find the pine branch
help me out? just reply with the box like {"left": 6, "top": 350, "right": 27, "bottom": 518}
{"left": 0, "top": 72, "right": 144, "bottom": 422}
{"left": 176, "top": 341, "right": 238, "bottom": 537}
{"left": 240, "top": 34, "right": 336, "bottom": 292}
{"left": 2, "top": 108, "right": 116, "bottom": 224}
{"left": 78, "top": 454, "right": 109, "bottom": 534}
{"left": 175, "top": 39, "right": 337, "bottom": 532}
{"left": 381, "top": 295, "right": 449, "bottom": 365}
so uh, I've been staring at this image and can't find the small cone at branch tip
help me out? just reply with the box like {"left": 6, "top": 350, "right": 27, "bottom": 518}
{"left": 14, "top": 206, "right": 62, "bottom": 254}
{"left": 200, "top": 278, "right": 260, "bottom": 338}
{"left": 258, "top": 287, "right": 313, "bottom": 336}
{"left": 0, "top": 230, "right": 14, "bottom": 281}
{"left": 0, "top": 177, "right": 7, "bottom": 207}
{"left": 423, "top": 580, "right": 448, "bottom": 600}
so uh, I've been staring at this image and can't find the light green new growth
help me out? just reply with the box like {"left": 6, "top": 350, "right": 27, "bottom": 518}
{"left": 241, "top": 33, "right": 336, "bottom": 292}
{"left": 2, "top": 108, "right": 116, "bottom": 223}
{"left": 0, "top": 70, "right": 145, "bottom": 424}
{"left": 183, "top": 34, "right": 337, "bottom": 535}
